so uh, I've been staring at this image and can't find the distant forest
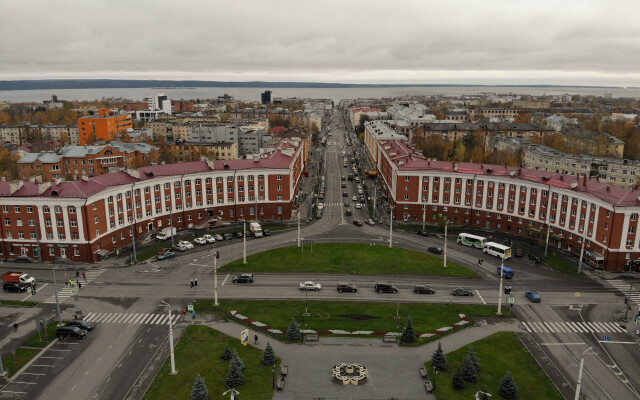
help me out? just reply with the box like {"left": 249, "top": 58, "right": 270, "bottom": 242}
{"left": 0, "top": 80, "right": 619, "bottom": 91}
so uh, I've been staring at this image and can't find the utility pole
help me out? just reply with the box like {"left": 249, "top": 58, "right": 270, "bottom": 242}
{"left": 497, "top": 258, "right": 505, "bottom": 315}
{"left": 544, "top": 224, "right": 550, "bottom": 257}
{"left": 443, "top": 220, "right": 450, "bottom": 268}
{"left": 574, "top": 347, "right": 593, "bottom": 400}
{"left": 131, "top": 219, "right": 137, "bottom": 263}
{"left": 169, "top": 207, "right": 175, "bottom": 248}
{"left": 422, "top": 206, "right": 426, "bottom": 231}
{"left": 213, "top": 248, "right": 219, "bottom": 306}
{"left": 160, "top": 300, "right": 177, "bottom": 375}
{"left": 243, "top": 220, "right": 247, "bottom": 264}
{"left": 34, "top": 223, "right": 42, "bottom": 263}
{"left": 52, "top": 269, "right": 62, "bottom": 325}
{"left": 578, "top": 238, "right": 585, "bottom": 274}
{"left": 389, "top": 205, "right": 394, "bottom": 249}
{"left": 297, "top": 208, "right": 301, "bottom": 247}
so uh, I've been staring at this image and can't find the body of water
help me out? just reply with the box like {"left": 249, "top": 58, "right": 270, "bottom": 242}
{"left": 1, "top": 86, "right": 639, "bottom": 104}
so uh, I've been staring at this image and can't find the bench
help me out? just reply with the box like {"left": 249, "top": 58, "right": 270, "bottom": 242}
{"left": 419, "top": 367, "right": 427, "bottom": 379}
{"left": 304, "top": 333, "right": 319, "bottom": 342}
{"left": 280, "top": 365, "right": 288, "bottom": 376}
{"left": 276, "top": 376, "right": 285, "bottom": 390}
{"left": 383, "top": 334, "right": 397, "bottom": 343}
{"left": 425, "top": 380, "right": 433, "bottom": 392}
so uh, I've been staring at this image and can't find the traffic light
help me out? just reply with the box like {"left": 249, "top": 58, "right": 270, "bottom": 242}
{"left": 190, "top": 279, "right": 194, "bottom": 288}
{"left": 195, "top": 278, "right": 198, "bottom": 287}
{"left": 504, "top": 286, "right": 512, "bottom": 295}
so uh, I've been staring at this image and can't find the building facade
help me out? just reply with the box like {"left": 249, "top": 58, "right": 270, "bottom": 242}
{"left": 78, "top": 109, "right": 133, "bottom": 145}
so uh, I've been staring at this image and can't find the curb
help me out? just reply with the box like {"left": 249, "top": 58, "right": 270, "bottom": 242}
{"left": 7, "top": 338, "right": 59, "bottom": 382}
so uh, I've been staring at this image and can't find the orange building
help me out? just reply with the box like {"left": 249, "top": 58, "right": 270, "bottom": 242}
{"left": 78, "top": 109, "right": 133, "bottom": 145}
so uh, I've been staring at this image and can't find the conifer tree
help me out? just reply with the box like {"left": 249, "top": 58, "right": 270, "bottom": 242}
{"left": 225, "top": 354, "right": 245, "bottom": 388}
{"left": 262, "top": 342, "right": 276, "bottom": 365}
{"left": 233, "top": 351, "right": 245, "bottom": 371}
{"left": 431, "top": 342, "right": 448, "bottom": 371}
{"left": 221, "top": 346, "right": 233, "bottom": 360}
{"left": 401, "top": 316, "right": 417, "bottom": 343}
{"left": 498, "top": 372, "right": 519, "bottom": 399}
{"left": 191, "top": 374, "right": 209, "bottom": 400}
{"left": 452, "top": 367, "right": 465, "bottom": 390}
{"left": 467, "top": 346, "right": 481, "bottom": 374}
{"left": 461, "top": 355, "right": 478, "bottom": 383}
{"left": 287, "top": 317, "right": 301, "bottom": 341}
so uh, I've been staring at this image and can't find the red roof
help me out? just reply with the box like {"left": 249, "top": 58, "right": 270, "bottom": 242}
{"left": 140, "top": 161, "right": 212, "bottom": 180}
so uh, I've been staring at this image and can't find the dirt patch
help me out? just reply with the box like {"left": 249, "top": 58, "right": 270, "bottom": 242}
{"left": 337, "top": 314, "right": 380, "bottom": 320}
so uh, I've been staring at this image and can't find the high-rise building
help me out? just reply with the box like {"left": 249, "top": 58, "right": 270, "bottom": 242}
{"left": 261, "top": 90, "right": 272, "bottom": 105}
{"left": 77, "top": 109, "right": 133, "bottom": 145}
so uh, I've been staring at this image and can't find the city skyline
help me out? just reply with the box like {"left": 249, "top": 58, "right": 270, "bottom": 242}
{"left": 1, "top": 0, "right": 639, "bottom": 86}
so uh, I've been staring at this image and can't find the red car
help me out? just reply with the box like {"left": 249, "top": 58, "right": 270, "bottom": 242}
{"left": 157, "top": 248, "right": 171, "bottom": 255}
{"left": 353, "top": 220, "right": 363, "bottom": 226}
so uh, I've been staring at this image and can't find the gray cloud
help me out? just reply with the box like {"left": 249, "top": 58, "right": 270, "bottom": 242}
{"left": 1, "top": 0, "right": 639, "bottom": 85}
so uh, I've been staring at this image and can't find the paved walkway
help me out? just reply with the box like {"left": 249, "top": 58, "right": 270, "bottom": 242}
{"left": 199, "top": 316, "right": 521, "bottom": 400}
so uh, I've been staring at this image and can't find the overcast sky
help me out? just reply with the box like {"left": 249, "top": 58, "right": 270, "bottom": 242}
{"left": 1, "top": 0, "right": 639, "bottom": 86}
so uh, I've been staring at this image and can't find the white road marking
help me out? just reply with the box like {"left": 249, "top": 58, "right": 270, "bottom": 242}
{"left": 540, "top": 342, "right": 586, "bottom": 346}
{"left": 13, "top": 382, "right": 37, "bottom": 385}
{"left": 599, "top": 341, "right": 637, "bottom": 344}
{"left": 21, "top": 373, "right": 45, "bottom": 376}
{"left": 221, "top": 274, "right": 230, "bottom": 286}
{"left": 475, "top": 290, "right": 486, "bottom": 304}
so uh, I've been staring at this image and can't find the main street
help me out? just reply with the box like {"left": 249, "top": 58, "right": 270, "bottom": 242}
{"left": 1, "top": 109, "right": 639, "bottom": 400}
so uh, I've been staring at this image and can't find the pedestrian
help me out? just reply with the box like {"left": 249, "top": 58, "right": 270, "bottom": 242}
{"left": 192, "top": 310, "right": 196, "bottom": 319}
{"left": 254, "top": 334, "right": 258, "bottom": 345}
{"left": 182, "top": 308, "right": 186, "bottom": 320}
{"left": 82, "top": 271, "right": 86, "bottom": 281}
{"left": 78, "top": 281, "right": 82, "bottom": 290}
{"left": 69, "top": 279, "right": 74, "bottom": 288}
{"left": 75, "top": 271, "right": 80, "bottom": 278}
{"left": 13, "top": 323, "right": 18, "bottom": 332}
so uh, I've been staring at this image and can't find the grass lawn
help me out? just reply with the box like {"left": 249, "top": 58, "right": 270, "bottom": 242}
{"left": 24, "top": 322, "right": 59, "bottom": 348}
{"left": 143, "top": 325, "right": 279, "bottom": 400}
{"left": 543, "top": 255, "right": 577, "bottom": 275}
{"left": 1, "top": 347, "right": 41, "bottom": 379}
{"left": 0, "top": 300, "right": 38, "bottom": 307}
{"left": 222, "top": 243, "right": 477, "bottom": 277}
{"left": 137, "top": 243, "right": 169, "bottom": 262}
{"left": 198, "top": 300, "right": 510, "bottom": 339}
{"left": 426, "top": 332, "right": 562, "bottom": 400}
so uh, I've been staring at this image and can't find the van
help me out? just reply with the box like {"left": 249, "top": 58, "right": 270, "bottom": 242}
{"left": 56, "top": 325, "right": 88, "bottom": 340}
{"left": 497, "top": 266, "right": 514, "bottom": 279}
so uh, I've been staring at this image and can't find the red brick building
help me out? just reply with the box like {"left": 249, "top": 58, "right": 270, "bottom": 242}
{"left": 0, "top": 138, "right": 304, "bottom": 263}
{"left": 78, "top": 109, "right": 133, "bottom": 145}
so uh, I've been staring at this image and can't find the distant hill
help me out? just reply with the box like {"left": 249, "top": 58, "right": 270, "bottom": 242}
{"left": 0, "top": 80, "right": 619, "bottom": 91}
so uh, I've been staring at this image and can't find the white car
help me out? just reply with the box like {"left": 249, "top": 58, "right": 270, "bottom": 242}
{"left": 299, "top": 281, "right": 322, "bottom": 291}
{"left": 178, "top": 240, "right": 194, "bottom": 249}
{"left": 317, "top": 203, "right": 324, "bottom": 211}
{"left": 355, "top": 203, "right": 362, "bottom": 209}
{"left": 203, "top": 234, "right": 216, "bottom": 243}
{"left": 193, "top": 237, "right": 207, "bottom": 245}
{"left": 214, "top": 234, "right": 224, "bottom": 241}
{"left": 352, "top": 196, "right": 358, "bottom": 201}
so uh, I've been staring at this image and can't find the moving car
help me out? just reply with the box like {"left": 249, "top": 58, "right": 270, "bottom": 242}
{"left": 66, "top": 319, "right": 94, "bottom": 331}
{"left": 342, "top": 192, "right": 348, "bottom": 197}
{"left": 355, "top": 203, "right": 362, "bottom": 209}
{"left": 428, "top": 246, "right": 443, "bottom": 254}
{"left": 346, "top": 209, "right": 353, "bottom": 216}
{"left": 451, "top": 287, "right": 474, "bottom": 296}
{"left": 414, "top": 285, "right": 435, "bottom": 294}
{"left": 525, "top": 291, "right": 541, "bottom": 303}
{"left": 3, "top": 281, "right": 29, "bottom": 293}
{"left": 178, "top": 240, "right": 194, "bottom": 249}
{"left": 341, "top": 182, "right": 347, "bottom": 188}
{"left": 353, "top": 220, "right": 363, "bottom": 226}
{"left": 203, "top": 234, "right": 216, "bottom": 243}
{"left": 418, "top": 230, "right": 429, "bottom": 237}
{"left": 157, "top": 251, "right": 176, "bottom": 260}
{"left": 374, "top": 282, "right": 398, "bottom": 293}
{"left": 514, "top": 248, "right": 524, "bottom": 257}
{"left": 56, "top": 325, "right": 87, "bottom": 340}
{"left": 263, "top": 229, "right": 271, "bottom": 236}
{"left": 193, "top": 237, "right": 207, "bottom": 245}
{"left": 337, "top": 282, "right": 358, "bottom": 293}
{"left": 528, "top": 254, "right": 542, "bottom": 264}
{"left": 344, "top": 201, "right": 350, "bottom": 207}
{"left": 299, "top": 281, "right": 321, "bottom": 291}
{"left": 365, "top": 219, "right": 375, "bottom": 226}
{"left": 232, "top": 273, "right": 254, "bottom": 283}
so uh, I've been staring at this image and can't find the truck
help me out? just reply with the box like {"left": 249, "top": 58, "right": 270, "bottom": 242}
{"left": 156, "top": 227, "right": 176, "bottom": 241}
{"left": 250, "top": 222, "right": 263, "bottom": 238}
{"left": 2, "top": 271, "right": 36, "bottom": 285}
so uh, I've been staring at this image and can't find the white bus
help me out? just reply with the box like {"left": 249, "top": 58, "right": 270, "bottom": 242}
{"left": 457, "top": 233, "right": 487, "bottom": 249}
{"left": 483, "top": 242, "right": 512, "bottom": 260}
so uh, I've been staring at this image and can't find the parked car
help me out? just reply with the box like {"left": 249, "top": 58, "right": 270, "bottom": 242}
{"left": 14, "top": 255, "right": 36, "bottom": 263}
{"left": 374, "top": 282, "right": 398, "bottom": 294}
{"left": 263, "top": 229, "right": 271, "bottom": 236}
{"left": 172, "top": 244, "right": 188, "bottom": 252}
{"left": 56, "top": 325, "right": 87, "bottom": 340}
{"left": 353, "top": 220, "right": 363, "bottom": 226}
{"left": 514, "top": 248, "right": 524, "bottom": 257}
{"left": 316, "top": 210, "right": 323, "bottom": 219}
{"left": 352, "top": 196, "right": 358, "bottom": 201}
{"left": 245, "top": 231, "right": 253, "bottom": 237}
{"left": 337, "top": 282, "right": 358, "bottom": 293}
{"left": 65, "top": 319, "right": 94, "bottom": 331}
{"left": 341, "top": 182, "right": 347, "bottom": 188}
{"left": 178, "top": 240, "right": 194, "bottom": 249}
{"left": 428, "top": 246, "right": 443, "bottom": 254}
{"left": 525, "top": 291, "right": 541, "bottom": 303}
{"left": 193, "top": 237, "right": 207, "bottom": 245}
{"left": 232, "top": 273, "right": 254, "bottom": 283}
{"left": 342, "top": 192, "right": 348, "bottom": 197}
{"left": 299, "top": 281, "right": 321, "bottom": 291}
{"left": 528, "top": 254, "right": 542, "bottom": 264}
{"left": 203, "top": 234, "right": 216, "bottom": 243}
{"left": 451, "top": 287, "right": 474, "bottom": 296}
{"left": 223, "top": 233, "right": 233, "bottom": 240}
{"left": 157, "top": 251, "right": 176, "bottom": 260}
{"left": 365, "top": 219, "right": 375, "bottom": 226}
{"left": 157, "top": 247, "right": 171, "bottom": 255}
{"left": 418, "top": 230, "right": 429, "bottom": 237}
{"left": 3, "top": 281, "right": 29, "bottom": 293}
{"left": 355, "top": 203, "right": 362, "bottom": 209}
{"left": 346, "top": 209, "right": 353, "bottom": 216}
{"left": 414, "top": 285, "right": 435, "bottom": 294}
{"left": 214, "top": 234, "right": 224, "bottom": 241}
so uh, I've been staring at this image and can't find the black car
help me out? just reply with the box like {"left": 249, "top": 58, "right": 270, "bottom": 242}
{"left": 66, "top": 319, "right": 94, "bottom": 331}
{"left": 56, "top": 326, "right": 87, "bottom": 340}
{"left": 342, "top": 192, "right": 348, "bottom": 197}
{"left": 428, "top": 246, "right": 443, "bottom": 254}
{"left": 337, "top": 282, "right": 357, "bottom": 293}
{"left": 346, "top": 209, "right": 353, "bottom": 216}
{"left": 344, "top": 201, "right": 350, "bottom": 207}
{"left": 418, "top": 230, "right": 429, "bottom": 237}
{"left": 514, "top": 248, "right": 524, "bottom": 257}
{"left": 528, "top": 254, "right": 542, "bottom": 263}
{"left": 414, "top": 285, "right": 435, "bottom": 294}
{"left": 451, "top": 287, "right": 474, "bottom": 296}
{"left": 235, "top": 231, "right": 244, "bottom": 239}
{"left": 232, "top": 273, "right": 254, "bottom": 283}
{"left": 375, "top": 282, "right": 398, "bottom": 293}
{"left": 223, "top": 233, "right": 233, "bottom": 240}
{"left": 3, "top": 281, "right": 29, "bottom": 293}
{"left": 263, "top": 229, "right": 271, "bottom": 236}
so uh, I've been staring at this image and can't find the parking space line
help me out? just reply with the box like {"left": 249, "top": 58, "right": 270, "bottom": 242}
{"left": 21, "top": 373, "right": 45, "bottom": 376}
{"left": 31, "top": 364, "right": 55, "bottom": 367}
{"left": 0, "top": 390, "right": 27, "bottom": 394}
{"left": 13, "top": 382, "right": 37, "bottom": 385}
{"left": 39, "top": 356, "right": 63, "bottom": 359}
{"left": 48, "top": 349, "right": 71, "bottom": 352}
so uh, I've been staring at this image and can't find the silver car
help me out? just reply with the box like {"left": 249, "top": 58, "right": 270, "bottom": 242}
{"left": 299, "top": 281, "right": 322, "bottom": 291}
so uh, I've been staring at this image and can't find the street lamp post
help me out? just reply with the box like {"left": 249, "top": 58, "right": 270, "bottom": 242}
{"left": 243, "top": 220, "right": 247, "bottom": 264}
{"left": 297, "top": 208, "right": 301, "bottom": 247}
{"left": 497, "top": 257, "right": 505, "bottom": 315}
{"left": 169, "top": 207, "right": 175, "bottom": 248}
{"left": 443, "top": 220, "right": 451, "bottom": 268}
{"left": 213, "top": 247, "right": 219, "bottom": 306}
{"left": 272, "top": 364, "right": 276, "bottom": 389}
{"left": 574, "top": 347, "right": 594, "bottom": 400}
{"left": 389, "top": 205, "right": 394, "bottom": 249}
{"left": 422, "top": 206, "right": 426, "bottom": 231}
{"left": 578, "top": 238, "right": 585, "bottom": 274}
{"left": 159, "top": 300, "right": 178, "bottom": 375}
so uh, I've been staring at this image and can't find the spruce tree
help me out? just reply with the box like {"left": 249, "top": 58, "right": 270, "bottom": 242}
{"left": 401, "top": 316, "right": 417, "bottom": 343}
{"left": 467, "top": 346, "right": 481, "bottom": 374}
{"left": 286, "top": 317, "right": 301, "bottom": 341}
{"left": 262, "top": 342, "right": 276, "bottom": 365}
{"left": 481, "top": 392, "right": 490, "bottom": 400}
{"left": 461, "top": 355, "right": 478, "bottom": 383}
{"left": 233, "top": 351, "right": 246, "bottom": 371}
{"left": 225, "top": 354, "right": 245, "bottom": 388}
{"left": 498, "top": 372, "right": 519, "bottom": 399}
{"left": 431, "top": 342, "right": 448, "bottom": 371}
{"left": 452, "top": 367, "right": 465, "bottom": 390}
{"left": 191, "top": 374, "right": 209, "bottom": 400}
{"left": 221, "top": 346, "right": 233, "bottom": 360}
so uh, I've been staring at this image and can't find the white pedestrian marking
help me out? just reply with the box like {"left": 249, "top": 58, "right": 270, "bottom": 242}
{"left": 524, "top": 321, "right": 624, "bottom": 334}
{"left": 66, "top": 312, "right": 181, "bottom": 325}
{"left": 43, "top": 269, "right": 106, "bottom": 304}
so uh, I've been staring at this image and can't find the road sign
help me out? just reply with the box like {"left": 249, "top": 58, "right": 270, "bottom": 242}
{"left": 187, "top": 304, "right": 194, "bottom": 311}
{"left": 575, "top": 292, "right": 581, "bottom": 297}
{"left": 602, "top": 336, "right": 611, "bottom": 341}
{"left": 636, "top": 316, "right": 640, "bottom": 324}
{"left": 241, "top": 329, "right": 249, "bottom": 347}
{"left": 71, "top": 289, "right": 77, "bottom": 295}
{"left": 508, "top": 297, "right": 515, "bottom": 304}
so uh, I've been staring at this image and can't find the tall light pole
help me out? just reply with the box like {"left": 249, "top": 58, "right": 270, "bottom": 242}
{"left": 213, "top": 247, "right": 219, "bottom": 306}
{"left": 578, "top": 238, "right": 585, "bottom": 274}
{"left": 159, "top": 300, "right": 177, "bottom": 375}
{"left": 169, "top": 206, "right": 175, "bottom": 248}
{"left": 297, "top": 208, "right": 301, "bottom": 247}
{"left": 497, "top": 257, "right": 505, "bottom": 315}
{"left": 52, "top": 268, "right": 62, "bottom": 325}
{"left": 574, "top": 347, "right": 594, "bottom": 400}
{"left": 443, "top": 220, "right": 451, "bottom": 268}
{"left": 389, "top": 205, "right": 394, "bottom": 248}
{"left": 422, "top": 206, "right": 426, "bottom": 231}
{"left": 243, "top": 220, "right": 247, "bottom": 264}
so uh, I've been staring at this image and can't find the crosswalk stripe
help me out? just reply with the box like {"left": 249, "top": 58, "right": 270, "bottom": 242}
{"left": 157, "top": 315, "right": 168, "bottom": 325}
{"left": 84, "top": 312, "right": 95, "bottom": 321}
{"left": 524, "top": 320, "right": 624, "bottom": 334}
{"left": 586, "top": 322, "right": 599, "bottom": 332}
{"left": 104, "top": 314, "right": 118, "bottom": 323}
{"left": 592, "top": 322, "right": 607, "bottom": 332}
{"left": 140, "top": 314, "right": 152, "bottom": 324}
{"left": 533, "top": 322, "right": 545, "bottom": 332}
{"left": 131, "top": 314, "right": 144, "bottom": 324}
{"left": 522, "top": 322, "right": 532, "bottom": 332}
{"left": 553, "top": 322, "right": 567, "bottom": 333}
{"left": 578, "top": 322, "right": 591, "bottom": 332}
{"left": 171, "top": 314, "right": 180, "bottom": 324}
{"left": 543, "top": 322, "right": 554, "bottom": 332}
{"left": 113, "top": 313, "right": 127, "bottom": 323}
{"left": 122, "top": 314, "right": 135, "bottom": 324}
{"left": 149, "top": 314, "right": 161, "bottom": 324}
